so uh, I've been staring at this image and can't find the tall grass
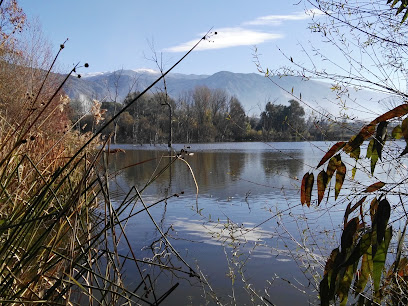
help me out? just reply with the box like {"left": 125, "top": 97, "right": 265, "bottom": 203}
{"left": 0, "top": 32, "right": 212, "bottom": 304}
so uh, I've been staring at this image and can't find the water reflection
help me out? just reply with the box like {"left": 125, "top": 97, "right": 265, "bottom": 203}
{"left": 108, "top": 142, "right": 311, "bottom": 202}
{"left": 106, "top": 142, "right": 327, "bottom": 305}
{"left": 261, "top": 150, "right": 304, "bottom": 180}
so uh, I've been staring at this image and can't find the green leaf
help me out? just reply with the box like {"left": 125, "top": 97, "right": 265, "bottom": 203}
{"left": 401, "top": 116, "right": 408, "bottom": 140}
{"left": 370, "top": 147, "right": 379, "bottom": 175}
{"left": 344, "top": 231, "right": 371, "bottom": 268}
{"left": 338, "top": 264, "right": 357, "bottom": 306}
{"left": 392, "top": 125, "right": 403, "bottom": 139}
{"left": 366, "top": 138, "right": 374, "bottom": 159}
{"left": 324, "top": 248, "right": 340, "bottom": 283}
{"left": 335, "top": 162, "right": 346, "bottom": 200}
{"left": 351, "top": 165, "right": 357, "bottom": 180}
{"left": 372, "top": 227, "right": 392, "bottom": 301}
{"left": 336, "top": 219, "right": 362, "bottom": 305}
{"left": 341, "top": 217, "right": 359, "bottom": 252}
{"left": 317, "top": 170, "right": 329, "bottom": 205}
{"left": 401, "top": 117, "right": 408, "bottom": 156}
{"left": 375, "top": 199, "right": 391, "bottom": 245}
{"left": 320, "top": 248, "right": 341, "bottom": 305}
{"left": 354, "top": 253, "right": 370, "bottom": 295}
{"left": 402, "top": 9, "right": 408, "bottom": 23}
{"left": 349, "top": 146, "right": 360, "bottom": 161}
{"left": 364, "top": 181, "right": 385, "bottom": 193}
{"left": 397, "top": 3, "right": 406, "bottom": 14}
{"left": 375, "top": 121, "right": 388, "bottom": 160}
{"left": 327, "top": 154, "right": 341, "bottom": 182}
{"left": 317, "top": 142, "right": 346, "bottom": 168}
{"left": 320, "top": 275, "right": 331, "bottom": 306}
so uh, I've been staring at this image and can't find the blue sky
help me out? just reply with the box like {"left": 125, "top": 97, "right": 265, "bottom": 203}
{"left": 18, "top": 1, "right": 323, "bottom": 75}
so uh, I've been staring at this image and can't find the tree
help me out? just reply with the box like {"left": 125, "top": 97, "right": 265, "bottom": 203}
{"left": 286, "top": 99, "right": 305, "bottom": 138}
{"left": 192, "top": 86, "right": 216, "bottom": 142}
{"left": 271, "top": 1, "right": 408, "bottom": 304}
{"left": 258, "top": 100, "right": 306, "bottom": 140}
{"left": 0, "top": 2, "right": 70, "bottom": 139}
{"left": 124, "top": 91, "right": 150, "bottom": 144}
{"left": 227, "top": 96, "right": 247, "bottom": 141}
{"left": 0, "top": 0, "right": 25, "bottom": 56}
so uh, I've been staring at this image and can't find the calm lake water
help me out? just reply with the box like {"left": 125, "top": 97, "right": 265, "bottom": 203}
{"left": 104, "top": 141, "right": 400, "bottom": 305}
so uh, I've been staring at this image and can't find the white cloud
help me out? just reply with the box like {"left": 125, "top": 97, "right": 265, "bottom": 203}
{"left": 244, "top": 8, "right": 325, "bottom": 26}
{"left": 164, "top": 27, "right": 283, "bottom": 53}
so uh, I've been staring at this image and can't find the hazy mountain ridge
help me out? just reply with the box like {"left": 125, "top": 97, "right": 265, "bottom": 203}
{"left": 64, "top": 69, "right": 392, "bottom": 119}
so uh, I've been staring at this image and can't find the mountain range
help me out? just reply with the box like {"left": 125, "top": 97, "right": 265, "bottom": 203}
{"left": 64, "top": 69, "right": 394, "bottom": 119}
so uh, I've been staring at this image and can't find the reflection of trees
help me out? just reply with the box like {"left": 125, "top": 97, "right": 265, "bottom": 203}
{"left": 261, "top": 150, "right": 304, "bottom": 181}
{"left": 108, "top": 150, "right": 245, "bottom": 197}
{"left": 108, "top": 148, "right": 306, "bottom": 200}
{"left": 228, "top": 153, "right": 244, "bottom": 180}
{"left": 192, "top": 152, "right": 244, "bottom": 191}
{"left": 110, "top": 150, "right": 175, "bottom": 195}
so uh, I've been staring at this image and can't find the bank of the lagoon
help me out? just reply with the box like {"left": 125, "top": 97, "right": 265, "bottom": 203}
{"left": 105, "top": 141, "right": 393, "bottom": 305}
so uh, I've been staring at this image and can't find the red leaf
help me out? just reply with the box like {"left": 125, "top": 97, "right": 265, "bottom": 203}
{"left": 364, "top": 181, "right": 385, "bottom": 193}
{"left": 344, "top": 197, "right": 367, "bottom": 227}
{"left": 335, "top": 162, "right": 346, "bottom": 200}
{"left": 370, "top": 198, "right": 379, "bottom": 224}
{"left": 317, "top": 142, "right": 346, "bottom": 168}
{"left": 372, "top": 103, "right": 408, "bottom": 124}
{"left": 349, "top": 196, "right": 367, "bottom": 215}
{"left": 317, "top": 170, "right": 329, "bottom": 205}
{"left": 327, "top": 154, "right": 341, "bottom": 182}
{"left": 344, "top": 124, "right": 376, "bottom": 154}
{"left": 344, "top": 103, "right": 408, "bottom": 156}
{"left": 301, "top": 172, "right": 315, "bottom": 207}
{"left": 305, "top": 172, "right": 314, "bottom": 207}
{"left": 301, "top": 173, "right": 308, "bottom": 205}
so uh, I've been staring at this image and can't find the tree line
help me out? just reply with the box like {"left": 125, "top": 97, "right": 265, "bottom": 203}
{"left": 68, "top": 85, "right": 365, "bottom": 144}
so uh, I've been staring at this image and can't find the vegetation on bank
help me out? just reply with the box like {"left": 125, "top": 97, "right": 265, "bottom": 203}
{"left": 3, "top": 0, "right": 408, "bottom": 304}
{"left": 283, "top": 0, "right": 408, "bottom": 304}
{"left": 0, "top": 1, "right": 205, "bottom": 304}
{"left": 69, "top": 86, "right": 368, "bottom": 144}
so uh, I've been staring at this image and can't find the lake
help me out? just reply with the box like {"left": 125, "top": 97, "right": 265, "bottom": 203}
{"left": 103, "top": 141, "right": 389, "bottom": 305}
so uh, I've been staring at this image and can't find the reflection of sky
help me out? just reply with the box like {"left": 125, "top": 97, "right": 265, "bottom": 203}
{"left": 108, "top": 141, "right": 345, "bottom": 250}
{"left": 171, "top": 218, "right": 272, "bottom": 246}
{"left": 105, "top": 141, "right": 408, "bottom": 304}
{"left": 170, "top": 217, "right": 325, "bottom": 264}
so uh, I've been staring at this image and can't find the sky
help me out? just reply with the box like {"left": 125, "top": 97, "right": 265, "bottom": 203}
{"left": 17, "top": 0, "right": 323, "bottom": 76}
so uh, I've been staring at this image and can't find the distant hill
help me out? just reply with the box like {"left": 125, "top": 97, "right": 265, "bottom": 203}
{"left": 64, "top": 69, "right": 394, "bottom": 119}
